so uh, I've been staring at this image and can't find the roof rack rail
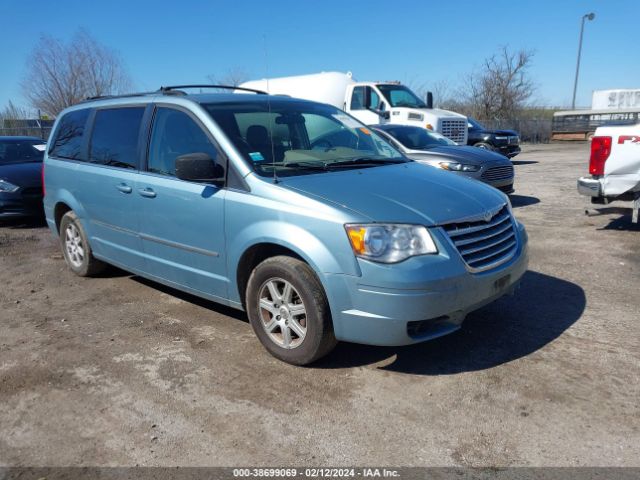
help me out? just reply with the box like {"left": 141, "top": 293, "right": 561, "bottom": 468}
{"left": 82, "top": 91, "right": 159, "bottom": 102}
{"left": 81, "top": 84, "right": 267, "bottom": 104}
{"left": 159, "top": 84, "right": 267, "bottom": 95}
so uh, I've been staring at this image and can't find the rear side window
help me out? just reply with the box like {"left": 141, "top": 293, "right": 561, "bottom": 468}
{"left": 89, "top": 107, "right": 145, "bottom": 169}
{"left": 50, "top": 109, "right": 90, "bottom": 160}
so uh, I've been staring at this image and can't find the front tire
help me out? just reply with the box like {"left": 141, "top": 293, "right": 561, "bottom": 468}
{"left": 59, "top": 211, "right": 106, "bottom": 277}
{"left": 246, "top": 256, "right": 337, "bottom": 365}
{"left": 474, "top": 142, "right": 494, "bottom": 151}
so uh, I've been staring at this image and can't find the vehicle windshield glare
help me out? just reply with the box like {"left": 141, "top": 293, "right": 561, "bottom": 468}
{"left": 382, "top": 126, "right": 456, "bottom": 149}
{"left": 376, "top": 84, "right": 427, "bottom": 109}
{"left": 468, "top": 117, "right": 485, "bottom": 130}
{"left": 0, "top": 140, "right": 46, "bottom": 165}
{"left": 204, "top": 101, "right": 406, "bottom": 177}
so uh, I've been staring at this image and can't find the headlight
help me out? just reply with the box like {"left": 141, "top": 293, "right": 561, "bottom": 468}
{"left": 495, "top": 136, "right": 508, "bottom": 140}
{"left": 345, "top": 224, "right": 438, "bottom": 263}
{"left": 438, "top": 161, "right": 480, "bottom": 172}
{"left": 0, "top": 179, "right": 19, "bottom": 193}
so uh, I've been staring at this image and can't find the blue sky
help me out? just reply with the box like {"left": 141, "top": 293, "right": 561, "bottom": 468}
{"left": 1, "top": 0, "right": 637, "bottom": 115}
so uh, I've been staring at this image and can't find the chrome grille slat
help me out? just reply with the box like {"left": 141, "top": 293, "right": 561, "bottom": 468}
{"left": 481, "top": 165, "right": 514, "bottom": 181}
{"left": 466, "top": 240, "right": 517, "bottom": 266}
{"left": 454, "top": 221, "right": 513, "bottom": 246}
{"left": 445, "top": 211, "right": 510, "bottom": 237}
{"left": 441, "top": 205, "right": 518, "bottom": 272}
{"left": 460, "top": 231, "right": 515, "bottom": 256}
{"left": 441, "top": 119, "right": 466, "bottom": 144}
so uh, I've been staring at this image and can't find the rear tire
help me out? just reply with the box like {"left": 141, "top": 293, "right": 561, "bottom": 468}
{"left": 59, "top": 211, "right": 106, "bottom": 277}
{"left": 246, "top": 256, "right": 337, "bottom": 365}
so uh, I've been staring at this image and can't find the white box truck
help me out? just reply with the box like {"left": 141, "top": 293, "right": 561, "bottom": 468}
{"left": 578, "top": 124, "right": 640, "bottom": 222}
{"left": 240, "top": 72, "right": 468, "bottom": 145}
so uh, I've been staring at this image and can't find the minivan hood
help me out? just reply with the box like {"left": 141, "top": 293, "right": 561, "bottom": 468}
{"left": 405, "top": 146, "right": 511, "bottom": 165}
{"left": 279, "top": 162, "right": 507, "bottom": 226}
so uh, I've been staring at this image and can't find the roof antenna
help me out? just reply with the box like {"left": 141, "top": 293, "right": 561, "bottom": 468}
{"left": 263, "top": 34, "right": 278, "bottom": 184}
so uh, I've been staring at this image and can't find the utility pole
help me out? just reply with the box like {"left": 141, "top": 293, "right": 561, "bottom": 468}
{"left": 572, "top": 12, "right": 596, "bottom": 109}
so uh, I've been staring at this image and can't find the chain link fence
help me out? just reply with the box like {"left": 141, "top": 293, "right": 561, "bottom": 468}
{"left": 0, "top": 127, "right": 52, "bottom": 140}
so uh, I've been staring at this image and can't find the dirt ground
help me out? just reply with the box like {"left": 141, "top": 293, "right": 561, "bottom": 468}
{"left": 0, "top": 142, "right": 638, "bottom": 467}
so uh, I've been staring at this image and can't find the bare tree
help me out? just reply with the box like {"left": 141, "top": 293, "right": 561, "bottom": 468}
{"left": 460, "top": 47, "right": 535, "bottom": 122}
{"left": 21, "top": 30, "right": 132, "bottom": 117}
{"left": 1, "top": 101, "right": 31, "bottom": 123}
{"left": 206, "top": 67, "right": 251, "bottom": 87}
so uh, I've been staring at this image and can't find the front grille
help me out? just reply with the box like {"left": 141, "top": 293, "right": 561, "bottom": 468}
{"left": 481, "top": 165, "right": 514, "bottom": 181}
{"left": 441, "top": 119, "right": 466, "bottom": 144}
{"left": 441, "top": 205, "right": 517, "bottom": 272}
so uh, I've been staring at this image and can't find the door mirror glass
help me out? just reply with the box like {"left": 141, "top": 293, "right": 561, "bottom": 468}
{"left": 175, "top": 153, "right": 224, "bottom": 182}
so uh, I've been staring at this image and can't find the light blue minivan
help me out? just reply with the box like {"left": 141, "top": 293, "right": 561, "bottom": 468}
{"left": 43, "top": 86, "right": 528, "bottom": 365}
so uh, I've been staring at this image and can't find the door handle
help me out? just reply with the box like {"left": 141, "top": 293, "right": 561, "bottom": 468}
{"left": 138, "top": 188, "right": 157, "bottom": 198}
{"left": 116, "top": 183, "right": 132, "bottom": 194}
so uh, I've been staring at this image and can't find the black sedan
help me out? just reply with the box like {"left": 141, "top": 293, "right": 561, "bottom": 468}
{"left": 371, "top": 124, "right": 515, "bottom": 194}
{"left": 0, "top": 136, "right": 47, "bottom": 219}
{"left": 467, "top": 117, "right": 521, "bottom": 158}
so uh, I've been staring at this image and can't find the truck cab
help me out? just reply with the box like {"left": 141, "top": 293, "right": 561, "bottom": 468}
{"left": 345, "top": 82, "right": 468, "bottom": 145}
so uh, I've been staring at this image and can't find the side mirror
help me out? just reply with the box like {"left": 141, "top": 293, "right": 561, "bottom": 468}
{"left": 369, "top": 108, "right": 390, "bottom": 120}
{"left": 175, "top": 152, "right": 224, "bottom": 183}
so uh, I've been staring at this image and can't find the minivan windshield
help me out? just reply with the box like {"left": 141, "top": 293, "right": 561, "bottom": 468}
{"left": 376, "top": 85, "right": 427, "bottom": 109}
{"left": 204, "top": 100, "right": 406, "bottom": 177}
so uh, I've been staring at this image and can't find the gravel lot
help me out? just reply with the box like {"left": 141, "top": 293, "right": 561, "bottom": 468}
{"left": 1, "top": 142, "right": 638, "bottom": 467}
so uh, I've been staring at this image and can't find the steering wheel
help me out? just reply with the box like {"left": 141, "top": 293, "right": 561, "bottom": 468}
{"left": 310, "top": 139, "right": 334, "bottom": 151}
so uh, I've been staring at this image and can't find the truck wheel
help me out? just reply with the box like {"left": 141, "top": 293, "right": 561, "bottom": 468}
{"left": 246, "top": 256, "right": 337, "bottom": 365}
{"left": 59, "top": 211, "right": 106, "bottom": 277}
{"left": 474, "top": 142, "right": 494, "bottom": 151}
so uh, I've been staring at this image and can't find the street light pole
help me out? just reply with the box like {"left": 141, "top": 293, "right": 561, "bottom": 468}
{"left": 572, "top": 12, "right": 595, "bottom": 110}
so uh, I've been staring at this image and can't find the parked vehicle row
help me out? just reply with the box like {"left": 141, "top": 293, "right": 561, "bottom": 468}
{"left": 41, "top": 87, "right": 528, "bottom": 365}
{"left": 241, "top": 72, "right": 470, "bottom": 145}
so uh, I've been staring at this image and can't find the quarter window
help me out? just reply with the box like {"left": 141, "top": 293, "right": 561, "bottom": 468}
{"left": 148, "top": 108, "right": 218, "bottom": 177}
{"left": 89, "top": 107, "right": 144, "bottom": 169}
{"left": 50, "top": 109, "right": 90, "bottom": 160}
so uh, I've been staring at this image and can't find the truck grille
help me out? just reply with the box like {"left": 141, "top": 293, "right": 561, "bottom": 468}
{"left": 441, "top": 119, "right": 467, "bottom": 144}
{"left": 441, "top": 205, "right": 517, "bottom": 272}
{"left": 481, "top": 165, "right": 514, "bottom": 181}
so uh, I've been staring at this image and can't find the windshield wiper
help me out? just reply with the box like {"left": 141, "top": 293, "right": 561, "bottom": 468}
{"left": 262, "top": 162, "right": 328, "bottom": 171}
{"left": 325, "top": 157, "right": 408, "bottom": 168}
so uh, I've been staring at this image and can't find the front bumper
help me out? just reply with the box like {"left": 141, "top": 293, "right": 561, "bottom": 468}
{"left": 324, "top": 223, "right": 529, "bottom": 346}
{"left": 497, "top": 145, "right": 521, "bottom": 158}
{"left": 577, "top": 177, "right": 602, "bottom": 198}
{"left": 0, "top": 192, "right": 44, "bottom": 218}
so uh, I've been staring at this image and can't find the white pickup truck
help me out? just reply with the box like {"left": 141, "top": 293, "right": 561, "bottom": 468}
{"left": 577, "top": 124, "right": 640, "bottom": 222}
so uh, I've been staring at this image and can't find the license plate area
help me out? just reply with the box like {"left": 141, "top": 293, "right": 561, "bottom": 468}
{"left": 493, "top": 274, "right": 511, "bottom": 292}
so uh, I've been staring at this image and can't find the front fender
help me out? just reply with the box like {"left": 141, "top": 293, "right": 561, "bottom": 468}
{"left": 227, "top": 220, "right": 360, "bottom": 304}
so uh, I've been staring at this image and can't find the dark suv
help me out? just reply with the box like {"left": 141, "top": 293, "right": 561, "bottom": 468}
{"left": 467, "top": 117, "right": 521, "bottom": 158}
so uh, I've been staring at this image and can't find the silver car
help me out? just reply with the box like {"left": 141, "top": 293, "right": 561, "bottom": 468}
{"left": 371, "top": 124, "right": 515, "bottom": 194}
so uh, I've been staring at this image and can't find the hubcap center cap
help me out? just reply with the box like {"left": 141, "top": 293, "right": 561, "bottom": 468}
{"left": 279, "top": 306, "right": 289, "bottom": 319}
